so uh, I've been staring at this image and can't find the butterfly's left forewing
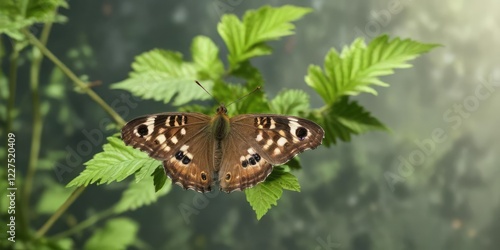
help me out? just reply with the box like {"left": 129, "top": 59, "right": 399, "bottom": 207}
{"left": 121, "top": 113, "right": 216, "bottom": 192}
{"left": 218, "top": 114, "right": 324, "bottom": 192}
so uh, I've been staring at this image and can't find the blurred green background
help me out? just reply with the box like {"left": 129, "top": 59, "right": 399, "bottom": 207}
{"left": 3, "top": 0, "right": 500, "bottom": 249}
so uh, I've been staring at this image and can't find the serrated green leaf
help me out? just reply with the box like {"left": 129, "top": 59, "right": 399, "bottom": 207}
{"left": 283, "top": 156, "right": 301, "bottom": 170}
{"left": 218, "top": 5, "right": 311, "bottom": 69}
{"left": 306, "top": 35, "right": 439, "bottom": 104}
{"left": 243, "top": 5, "right": 312, "bottom": 44}
{"left": 111, "top": 49, "right": 214, "bottom": 106}
{"left": 114, "top": 172, "right": 171, "bottom": 213}
{"left": 152, "top": 166, "right": 168, "bottom": 192}
{"left": 217, "top": 14, "right": 244, "bottom": 68}
{"left": 245, "top": 167, "right": 300, "bottom": 220}
{"left": 134, "top": 157, "right": 162, "bottom": 183}
{"left": 317, "top": 97, "right": 387, "bottom": 145}
{"left": 66, "top": 137, "right": 160, "bottom": 187}
{"left": 84, "top": 218, "right": 138, "bottom": 250}
{"left": 270, "top": 89, "right": 310, "bottom": 116}
{"left": 230, "top": 61, "right": 263, "bottom": 84}
{"left": 191, "top": 36, "right": 224, "bottom": 79}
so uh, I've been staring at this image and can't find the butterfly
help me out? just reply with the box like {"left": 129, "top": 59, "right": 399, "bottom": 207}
{"left": 121, "top": 104, "right": 324, "bottom": 193}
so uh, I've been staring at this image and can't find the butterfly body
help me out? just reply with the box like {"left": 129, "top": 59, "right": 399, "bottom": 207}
{"left": 211, "top": 105, "right": 231, "bottom": 141}
{"left": 121, "top": 104, "right": 324, "bottom": 193}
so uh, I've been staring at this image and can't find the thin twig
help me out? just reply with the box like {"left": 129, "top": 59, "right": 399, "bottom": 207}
{"left": 21, "top": 29, "right": 126, "bottom": 126}
{"left": 51, "top": 207, "right": 116, "bottom": 240}
{"left": 6, "top": 41, "right": 20, "bottom": 134}
{"left": 35, "top": 186, "right": 86, "bottom": 238}
{"left": 24, "top": 19, "right": 55, "bottom": 227}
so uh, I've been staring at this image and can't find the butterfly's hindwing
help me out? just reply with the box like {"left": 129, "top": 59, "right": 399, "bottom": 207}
{"left": 218, "top": 134, "right": 274, "bottom": 192}
{"left": 121, "top": 113, "right": 216, "bottom": 192}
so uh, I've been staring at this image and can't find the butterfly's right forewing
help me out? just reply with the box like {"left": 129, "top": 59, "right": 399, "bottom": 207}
{"left": 121, "top": 113, "right": 216, "bottom": 192}
{"left": 218, "top": 114, "right": 324, "bottom": 192}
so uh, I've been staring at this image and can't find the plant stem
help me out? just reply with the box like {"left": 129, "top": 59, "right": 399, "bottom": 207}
{"left": 23, "top": 20, "right": 54, "bottom": 228}
{"left": 6, "top": 41, "right": 20, "bottom": 134}
{"left": 51, "top": 207, "right": 116, "bottom": 240}
{"left": 35, "top": 186, "right": 86, "bottom": 238}
{"left": 21, "top": 29, "right": 126, "bottom": 126}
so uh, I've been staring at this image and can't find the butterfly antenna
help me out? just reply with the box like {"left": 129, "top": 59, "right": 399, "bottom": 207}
{"left": 226, "top": 86, "right": 261, "bottom": 107}
{"left": 195, "top": 80, "right": 215, "bottom": 100}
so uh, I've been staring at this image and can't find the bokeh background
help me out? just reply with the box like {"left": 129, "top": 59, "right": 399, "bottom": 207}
{"left": 3, "top": 0, "right": 500, "bottom": 249}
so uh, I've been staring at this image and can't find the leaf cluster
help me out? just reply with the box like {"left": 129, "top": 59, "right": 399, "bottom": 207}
{"left": 0, "top": 0, "right": 67, "bottom": 41}
{"left": 69, "top": 5, "right": 438, "bottom": 220}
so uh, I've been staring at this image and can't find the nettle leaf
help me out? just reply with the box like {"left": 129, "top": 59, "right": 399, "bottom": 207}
{"left": 152, "top": 166, "right": 168, "bottom": 192}
{"left": 283, "top": 157, "right": 301, "bottom": 170}
{"left": 245, "top": 167, "right": 300, "bottom": 220}
{"left": 306, "top": 35, "right": 439, "bottom": 105}
{"left": 134, "top": 156, "right": 162, "bottom": 183}
{"left": 111, "top": 48, "right": 214, "bottom": 106}
{"left": 230, "top": 61, "right": 263, "bottom": 85}
{"left": 217, "top": 15, "right": 244, "bottom": 69}
{"left": 218, "top": 5, "right": 312, "bottom": 69}
{"left": 270, "top": 89, "right": 310, "bottom": 116}
{"left": 67, "top": 137, "right": 160, "bottom": 187}
{"left": 316, "top": 97, "right": 387, "bottom": 145}
{"left": 191, "top": 36, "right": 224, "bottom": 79}
{"left": 84, "top": 218, "right": 138, "bottom": 250}
{"left": 114, "top": 171, "right": 171, "bottom": 213}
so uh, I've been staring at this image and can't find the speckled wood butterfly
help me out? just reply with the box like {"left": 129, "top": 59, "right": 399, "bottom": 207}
{"left": 121, "top": 100, "right": 324, "bottom": 193}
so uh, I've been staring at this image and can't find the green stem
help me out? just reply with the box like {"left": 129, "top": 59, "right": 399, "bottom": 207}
{"left": 35, "top": 186, "right": 86, "bottom": 238}
{"left": 23, "top": 20, "right": 54, "bottom": 229}
{"left": 6, "top": 41, "right": 20, "bottom": 134}
{"left": 21, "top": 29, "right": 126, "bottom": 126}
{"left": 51, "top": 207, "right": 116, "bottom": 240}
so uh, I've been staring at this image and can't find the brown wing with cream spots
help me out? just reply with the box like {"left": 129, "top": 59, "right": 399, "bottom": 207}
{"left": 121, "top": 112, "right": 216, "bottom": 193}
{"left": 218, "top": 114, "right": 324, "bottom": 192}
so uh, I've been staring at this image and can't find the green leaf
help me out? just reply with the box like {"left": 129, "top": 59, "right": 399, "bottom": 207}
{"left": 134, "top": 157, "right": 162, "bottom": 183}
{"left": 32, "top": 238, "right": 74, "bottom": 250}
{"left": 306, "top": 35, "right": 439, "bottom": 105}
{"left": 0, "top": 0, "right": 68, "bottom": 39}
{"left": 114, "top": 172, "right": 171, "bottom": 213}
{"left": 212, "top": 80, "right": 270, "bottom": 115}
{"left": 218, "top": 5, "right": 312, "bottom": 69}
{"left": 270, "top": 89, "right": 310, "bottom": 116}
{"left": 191, "top": 36, "right": 224, "bottom": 79}
{"left": 66, "top": 137, "right": 160, "bottom": 187}
{"left": 111, "top": 49, "right": 213, "bottom": 106}
{"left": 152, "top": 166, "right": 168, "bottom": 192}
{"left": 217, "top": 14, "right": 244, "bottom": 69}
{"left": 243, "top": 5, "right": 312, "bottom": 44}
{"left": 245, "top": 167, "right": 300, "bottom": 220}
{"left": 317, "top": 97, "right": 387, "bottom": 145}
{"left": 283, "top": 156, "right": 301, "bottom": 170}
{"left": 84, "top": 218, "right": 138, "bottom": 250}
